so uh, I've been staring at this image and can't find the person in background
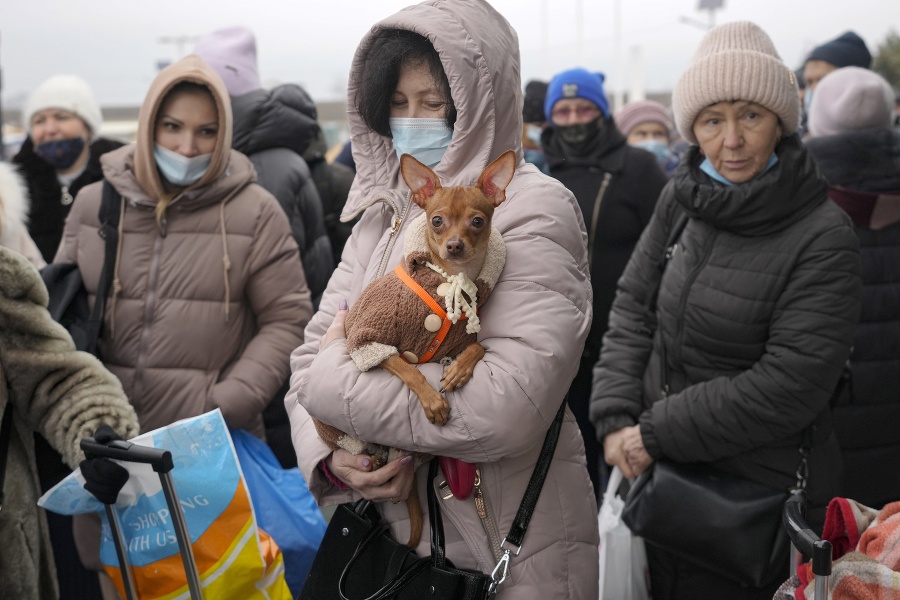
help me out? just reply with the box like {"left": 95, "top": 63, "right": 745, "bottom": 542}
{"left": 287, "top": 1, "right": 599, "bottom": 597}
{"left": 805, "top": 66, "right": 900, "bottom": 509}
{"left": 195, "top": 27, "right": 355, "bottom": 270}
{"left": 13, "top": 75, "right": 124, "bottom": 263}
{"left": 54, "top": 55, "right": 311, "bottom": 596}
{"left": 803, "top": 31, "right": 872, "bottom": 112}
{"left": 0, "top": 241, "right": 139, "bottom": 600}
{"left": 195, "top": 26, "right": 333, "bottom": 305}
{"left": 615, "top": 99, "right": 680, "bottom": 177}
{"left": 11, "top": 73, "right": 123, "bottom": 600}
{"left": 542, "top": 67, "right": 667, "bottom": 500}
{"left": 591, "top": 21, "right": 861, "bottom": 599}
{"left": 521, "top": 79, "right": 549, "bottom": 173}
{"left": 0, "top": 163, "right": 43, "bottom": 268}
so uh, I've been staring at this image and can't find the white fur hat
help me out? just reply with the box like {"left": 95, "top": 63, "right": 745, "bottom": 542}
{"left": 24, "top": 75, "right": 103, "bottom": 138}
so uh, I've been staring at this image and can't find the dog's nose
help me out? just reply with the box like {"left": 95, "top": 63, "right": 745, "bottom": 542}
{"left": 446, "top": 239, "right": 464, "bottom": 256}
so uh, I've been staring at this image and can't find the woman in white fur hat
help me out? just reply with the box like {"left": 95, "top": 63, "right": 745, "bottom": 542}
{"left": 12, "top": 75, "right": 124, "bottom": 263}
{"left": 591, "top": 21, "right": 862, "bottom": 599}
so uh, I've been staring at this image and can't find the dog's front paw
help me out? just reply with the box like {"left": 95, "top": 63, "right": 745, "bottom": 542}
{"left": 440, "top": 361, "right": 475, "bottom": 392}
{"left": 420, "top": 390, "right": 450, "bottom": 425}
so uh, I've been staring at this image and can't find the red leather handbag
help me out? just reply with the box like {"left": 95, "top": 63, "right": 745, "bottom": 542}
{"left": 438, "top": 456, "right": 477, "bottom": 499}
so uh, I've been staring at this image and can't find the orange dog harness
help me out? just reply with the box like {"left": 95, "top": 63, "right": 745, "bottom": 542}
{"left": 393, "top": 264, "right": 467, "bottom": 364}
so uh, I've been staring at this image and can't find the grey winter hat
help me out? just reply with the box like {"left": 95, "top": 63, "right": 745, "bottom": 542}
{"left": 672, "top": 21, "right": 800, "bottom": 144}
{"left": 808, "top": 67, "right": 895, "bottom": 137}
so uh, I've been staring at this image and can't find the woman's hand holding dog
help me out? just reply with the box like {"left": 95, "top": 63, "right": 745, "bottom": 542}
{"left": 326, "top": 450, "right": 416, "bottom": 503}
{"left": 320, "top": 298, "right": 349, "bottom": 350}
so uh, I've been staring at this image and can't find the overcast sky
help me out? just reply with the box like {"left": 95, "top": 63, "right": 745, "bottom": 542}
{"left": 2, "top": 0, "right": 897, "bottom": 111}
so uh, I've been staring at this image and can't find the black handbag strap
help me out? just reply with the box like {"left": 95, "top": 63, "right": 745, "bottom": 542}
{"left": 339, "top": 398, "right": 568, "bottom": 600}
{"left": 503, "top": 399, "right": 567, "bottom": 550}
{"left": 85, "top": 181, "right": 122, "bottom": 354}
{"left": 0, "top": 402, "right": 13, "bottom": 508}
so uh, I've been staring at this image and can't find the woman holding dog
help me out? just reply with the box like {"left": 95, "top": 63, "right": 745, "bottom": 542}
{"left": 286, "top": 1, "right": 598, "bottom": 598}
{"left": 590, "top": 21, "right": 862, "bottom": 599}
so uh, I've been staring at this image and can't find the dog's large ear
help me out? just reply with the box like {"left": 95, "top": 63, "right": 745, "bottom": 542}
{"left": 476, "top": 150, "right": 516, "bottom": 207}
{"left": 400, "top": 154, "right": 442, "bottom": 209}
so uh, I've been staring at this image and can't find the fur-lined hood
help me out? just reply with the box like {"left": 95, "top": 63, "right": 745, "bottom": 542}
{"left": 0, "top": 162, "right": 43, "bottom": 267}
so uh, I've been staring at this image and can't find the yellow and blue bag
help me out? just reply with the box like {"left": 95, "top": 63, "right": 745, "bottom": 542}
{"left": 39, "top": 409, "right": 292, "bottom": 600}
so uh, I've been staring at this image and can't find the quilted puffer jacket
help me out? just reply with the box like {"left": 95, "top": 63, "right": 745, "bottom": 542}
{"left": 591, "top": 135, "right": 862, "bottom": 512}
{"left": 286, "top": 1, "right": 599, "bottom": 598}
{"left": 55, "top": 55, "right": 311, "bottom": 435}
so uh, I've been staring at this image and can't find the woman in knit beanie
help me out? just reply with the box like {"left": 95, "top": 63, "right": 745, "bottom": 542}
{"left": 12, "top": 75, "right": 124, "bottom": 263}
{"left": 803, "top": 67, "right": 900, "bottom": 512}
{"left": 615, "top": 99, "right": 679, "bottom": 176}
{"left": 542, "top": 66, "right": 668, "bottom": 502}
{"left": 591, "top": 20, "right": 861, "bottom": 600}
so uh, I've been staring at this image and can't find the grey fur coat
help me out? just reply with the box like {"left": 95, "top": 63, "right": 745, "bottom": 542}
{"left": 0, "top": 246, "right": 139, "bottom": 600}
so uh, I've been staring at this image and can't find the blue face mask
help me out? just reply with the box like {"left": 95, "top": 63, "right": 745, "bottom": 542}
{"left": 804, "top": 88, "right": 814, "bottom": 113}
{"left": 154, "top": 143, "right": 212, "bottom": 186}
{"left": 34, "top": 137, "right": 86, "bottom": 170}
{"left": 633, "top": 140, "right": 673, "bottom": 168}
{"left": 525, "top": 124, "right": 544, "bottom": 147}
{"left": 699, "top": 154, "right": 779, "bottom": 187}
{"left": 389, "top": 118, "right": 452, "bottom": 168}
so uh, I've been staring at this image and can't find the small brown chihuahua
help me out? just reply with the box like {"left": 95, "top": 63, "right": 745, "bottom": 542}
{"left": 314, "top": 149, "right": 516, "bottom": 547}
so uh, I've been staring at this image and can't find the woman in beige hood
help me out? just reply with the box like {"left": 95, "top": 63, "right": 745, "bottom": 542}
{"left": 55, "top": 55, "right": 312, "bottom": 577}
{"left": 287, "top": 1, "right": 598, "bottom": 598}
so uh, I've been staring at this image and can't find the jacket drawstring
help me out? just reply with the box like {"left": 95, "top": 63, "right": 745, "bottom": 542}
{"left": 108, "top": 195, "right": 126, "bottom": 338}
{"left": 219, "top": 201, "right": 231, "bottom": 321}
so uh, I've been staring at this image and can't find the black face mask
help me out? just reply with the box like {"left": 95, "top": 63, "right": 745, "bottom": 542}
{"left": 556, "top": 117, "right": 603, "bottom": 150}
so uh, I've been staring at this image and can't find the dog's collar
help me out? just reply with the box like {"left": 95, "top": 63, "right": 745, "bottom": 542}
{"left": 402, "top": 213, "right": 506, "bottom": 290}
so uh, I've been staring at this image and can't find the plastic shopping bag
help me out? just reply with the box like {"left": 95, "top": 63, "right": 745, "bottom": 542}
{"left": 39, "top": 409, "right": 292, "bottom": 600}
{"left": 231, "top": 428, "right": 327, "bottom": 597}
{"left": 598, "top": 467, "right": 651, "bottom": 600}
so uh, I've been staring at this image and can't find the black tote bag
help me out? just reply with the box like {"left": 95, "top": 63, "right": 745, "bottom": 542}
{"left": 299, "top": 460, "right": 492, "bottom": 600}
{"left": 622, "top": 459, "right": 790, "bottom": 588}
{"left": 299, "top": 400, "right": 567, "bottom": 600}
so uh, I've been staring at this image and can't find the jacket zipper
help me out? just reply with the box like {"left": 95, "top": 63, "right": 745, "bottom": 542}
{"left": 669, "top": 229, "right": 718, "bottom": 387}
{"left": 60, "top": 185, "right": 74, "bottom": 205}
{"left": 375, "top": 192, "right": 412, "bottom": 278}
{"left": 588, "top": 173, "right": 612, "bottom": 271}
{"left": 473, "top": 469, "right": 503, "bottom": 562}
{"left": 132, "top": 220, "right": 166, "bottom": 401}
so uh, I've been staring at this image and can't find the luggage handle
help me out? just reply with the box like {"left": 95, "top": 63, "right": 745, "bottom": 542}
{"left": 81, "top": 438, "right": 174, "bottom": 473}
{"left": 80, "top": 436, "right": 204, "bottom": 599}
{"left": 783, "top": 492, "right": 832, "bottom": 576}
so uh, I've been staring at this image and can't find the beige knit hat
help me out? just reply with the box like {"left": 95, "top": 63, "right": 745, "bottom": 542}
{"left": 672, "top": 21, "right": 800, "bottom": 144}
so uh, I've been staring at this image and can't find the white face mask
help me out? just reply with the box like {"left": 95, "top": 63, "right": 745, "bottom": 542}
{"left": 389, "top": 117, "right": 452, "bottom": 167}
{"left": 153, "top": 143, "right": 212, "bottom": 186}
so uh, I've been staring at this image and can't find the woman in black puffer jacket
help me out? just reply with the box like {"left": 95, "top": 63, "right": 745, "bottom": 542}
{"left": 590, "top": 21, "right": 862, "bottom": 600}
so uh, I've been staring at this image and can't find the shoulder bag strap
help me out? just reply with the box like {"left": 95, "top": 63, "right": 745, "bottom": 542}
{"left": 84, "top": 181, "right": 122, "bottom": 354}
{"left": 0, "top": 401, "right": 14, "bottom": 509}
{"left": 486, "top": 398, "right": 567, "bottom": 594}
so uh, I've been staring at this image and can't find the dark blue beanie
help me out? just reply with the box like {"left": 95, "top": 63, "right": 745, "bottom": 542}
{"left": 807, "top": 31, "right": 872, "bottom": 69}
{"left": 544, "top": 68, "right": 610, "bottom": 121}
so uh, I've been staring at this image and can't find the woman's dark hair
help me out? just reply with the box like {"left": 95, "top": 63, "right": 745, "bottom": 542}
{"left": 355, "top": 29, "right": 456, "bottom": 137}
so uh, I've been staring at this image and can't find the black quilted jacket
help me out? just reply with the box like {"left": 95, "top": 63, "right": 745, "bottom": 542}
{"left": 590, "top": 135, "right": 862, "bottom": 506}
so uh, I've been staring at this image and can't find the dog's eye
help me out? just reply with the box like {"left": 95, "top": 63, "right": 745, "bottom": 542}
{"left": 431, "top": 216, "right": 443, "bottom": 228}
{"left": 472, "top": 217, "right": 484, "bottom": 228}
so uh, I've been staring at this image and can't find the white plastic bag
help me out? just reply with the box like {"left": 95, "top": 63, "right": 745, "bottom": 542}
{"left": 597, "top": 467, "right": 651, "bottom": 600}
